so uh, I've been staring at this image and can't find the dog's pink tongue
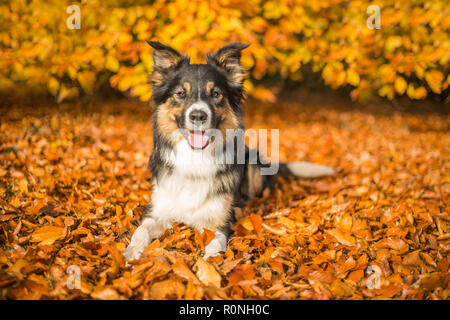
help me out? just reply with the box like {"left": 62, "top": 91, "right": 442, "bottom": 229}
{"left": 189, "top": 131, "right": 208, "bottom": 149}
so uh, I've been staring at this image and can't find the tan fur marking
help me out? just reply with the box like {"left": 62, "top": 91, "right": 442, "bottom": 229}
{"left": 150, "top": 71, "right": 164, "bottom": 86}
{"left": 156, "top": 99, "right": 183, "bottom": 145}
{"left": 183, "top": 82, "right": 191, "bottom": 95}
{"left": 217, "top": 101, "right": 240, "bottom": 137}
{"left": 206, "top": 81, "right": 214, "bottom": 95}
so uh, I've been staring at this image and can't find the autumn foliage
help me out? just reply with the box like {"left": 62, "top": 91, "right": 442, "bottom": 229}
{"left": 1, "top": 93, "right": 449, "bottom": 299}
{"left": 0, "top": 0, "right": 449, "bottom": 103}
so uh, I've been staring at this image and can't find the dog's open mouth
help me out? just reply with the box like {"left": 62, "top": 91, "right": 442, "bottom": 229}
{"left": 188, "top": 130, "right": 209, "bottom": 149}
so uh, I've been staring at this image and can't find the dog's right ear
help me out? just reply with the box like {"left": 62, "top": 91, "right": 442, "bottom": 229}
{"left": 207, "top": 43, "right": 250, "bottom": 88}
{"left": 147, "top": 41, "right": 188, "bottom": 86}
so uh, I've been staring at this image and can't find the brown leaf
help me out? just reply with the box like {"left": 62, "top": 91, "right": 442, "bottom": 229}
{"left": 420, "top": 252, "right": 437, "bottom": 267}
{"left": 403, "top": 251, "right": 422, "bottom": 267}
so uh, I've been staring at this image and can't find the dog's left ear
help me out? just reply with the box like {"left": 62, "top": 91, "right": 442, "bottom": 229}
{"left": 207, "top": 43, "right": 250, "bottom": 87}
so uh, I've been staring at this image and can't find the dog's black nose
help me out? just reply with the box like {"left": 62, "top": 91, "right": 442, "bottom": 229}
{"left": 189, "top": 110, "right": 208, "bottom": 123}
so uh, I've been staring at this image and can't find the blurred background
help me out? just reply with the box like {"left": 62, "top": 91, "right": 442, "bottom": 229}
{"left": 0, "top": 0, "right": 449, "bottom": 104}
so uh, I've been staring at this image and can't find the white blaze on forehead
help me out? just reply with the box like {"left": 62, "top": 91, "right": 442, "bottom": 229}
{"left": 185, "top": 100, "right": 212, "bottom": 127}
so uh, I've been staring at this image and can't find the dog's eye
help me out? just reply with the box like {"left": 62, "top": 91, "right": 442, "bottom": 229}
{"left": 176, "top": 90, "right": 186, "bottom": 98}
{"left": 212, "top": 90, "right": 221, "bottom": 98}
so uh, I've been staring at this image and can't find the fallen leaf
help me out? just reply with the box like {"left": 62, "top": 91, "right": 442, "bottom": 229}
{"left": 326, "top": 228, "right": 356, "bottom": 246}
{"left": 172, "top": 259, "right": 200, "bottom": 284}
{"left": 30, "top": 226, "right": 66, "bottom": 245}
{"left": 194, "top": 258, "right": 221, "bottom": 288}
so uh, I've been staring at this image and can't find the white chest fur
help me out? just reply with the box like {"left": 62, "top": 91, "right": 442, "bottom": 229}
{"left": 124, "top": 140, "right": 233, "bottom": 262}
{"left": 150, "top": 140, "right": 230, "bottom": 231}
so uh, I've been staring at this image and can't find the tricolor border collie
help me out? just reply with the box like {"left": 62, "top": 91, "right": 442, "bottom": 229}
{"left": 124, "top": 42, "right": 335, "bottom": 262}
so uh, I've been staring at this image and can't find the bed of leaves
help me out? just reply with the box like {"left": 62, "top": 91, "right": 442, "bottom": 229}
{"left": 0, "top": 92, "right": 449, "bottom": 300}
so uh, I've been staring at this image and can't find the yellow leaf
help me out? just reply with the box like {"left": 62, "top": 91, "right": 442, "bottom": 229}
{"left": 394, "top": 76, "right": 407, "bottom": 95}
{"left": 346, "top": 69, "right": 360, "bottom": 87}
{"left": 57, "top": 85, "right": 79, "bottom": 103}
{"left": 50, "top": 115, "right": 59, "bottom": 131}
{"left": 414, "top": 86, "right": 427, "bottom": 99}
{"left": 77, "top": 71, "right": 96, "bottom": 94}
{"left": 385, "top": 36, "right": 402, "bottom": 52}
{"left": 238, "top": 216, "right": 254, "bottom": 231}
{"left": 425, "top": 70, "right": 443, "bottom": 94}
{"left": 118, "top": 76, "right": 133, "bottom": 92}
{"left": 105, "top": 55, "right": 119, "bottom": 72}
{"left": 414, "top": 65, "right": 425, "bottom": 79}
{"left": 243, "top": 80, "right": 254, "bottom": 92}
{"left": 47, "top": 77, "right": 59, "bottom": 96}
{"left": 406, "top": 84, "right": 415, "bottom": 99}
{"left": 67, "top": 65, "right": 78, "bottom": 80}
{"left": 19, "top": 179, "right": 28, "bottom": 194}
{"left": 130, "top": 84, "right": 151, "bottom": 97}
{"left": 378, "top": 84, "right": 394, "bottom": 100}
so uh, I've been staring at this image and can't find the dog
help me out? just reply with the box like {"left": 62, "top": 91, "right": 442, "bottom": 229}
{"left": 123, "top": 42, "right": 335, "bottom": 262}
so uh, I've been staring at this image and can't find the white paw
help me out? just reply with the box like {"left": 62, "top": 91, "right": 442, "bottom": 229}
{"left": 123, "top": 245, "right": 144, "bottom": 264}
{"left": 203, "top": 232, "right": 227, "bottom": 260}
{"left": 203, "top": 247, "right": 222, "bottom": 260}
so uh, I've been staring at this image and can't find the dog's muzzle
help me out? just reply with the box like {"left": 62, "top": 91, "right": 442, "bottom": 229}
{"left": 185, "top": 101, "right": 212, "bottom": 150}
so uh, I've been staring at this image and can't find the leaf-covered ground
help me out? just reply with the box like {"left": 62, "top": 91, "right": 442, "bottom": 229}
{"left": 0, "top": 92, "right": 449, "bottom": 300}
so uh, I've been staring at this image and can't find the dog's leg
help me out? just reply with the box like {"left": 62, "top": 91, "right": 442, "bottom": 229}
{"left": 124, "top": 216, "right": 165, "bottom": 262}
{"left": 203, "top": 230, "right": 228, "bottom": 259}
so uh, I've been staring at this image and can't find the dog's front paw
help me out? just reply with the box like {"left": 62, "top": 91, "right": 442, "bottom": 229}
{"left": 123, "top": 245, "right": 144, "bottom": 264}
{"left": 203, "top": 235, "right": 227, "bottom": 260}
{"left": 203, "top": 247, "right": 222, "bottom": 260}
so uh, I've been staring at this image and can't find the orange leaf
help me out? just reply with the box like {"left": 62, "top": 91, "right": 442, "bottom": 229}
{"left": 202, "top": 229, "right": 215, "bottom": 246}
{"left": 250, "top": 214, "right": 262, "bottom": 233}
{"left": 172, "top": 259, "right": 200, "bottom": 285}
{"left": 91, "top": 287, "right": 121, "bottom": 300}
{"left": 194, "top": 258, "right": 222, "bottom": 288}
{"left": 374, "top": 237, "right": 409, "bottom": 251}
{"left": 326, "top": 228, "right": 356, "bottom": 246}
{"left": 30, "top": 226, "right": 66, "bottom": 245}
{"left": 228, "top": 264, "right": 255, "bottom": 285}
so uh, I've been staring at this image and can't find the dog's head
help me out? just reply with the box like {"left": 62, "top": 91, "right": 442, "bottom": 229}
{"left": 148, "top": 41, "right": 249, "bottom": 150}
